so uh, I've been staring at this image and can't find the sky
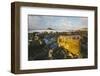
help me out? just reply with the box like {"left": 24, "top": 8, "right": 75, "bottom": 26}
{"left": 28, "top": 15, "right": 88, "bottom": 31}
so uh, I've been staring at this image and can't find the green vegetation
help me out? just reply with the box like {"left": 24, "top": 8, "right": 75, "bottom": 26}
{"left": 28, "top": 30, "right": 88, "bottom": 61}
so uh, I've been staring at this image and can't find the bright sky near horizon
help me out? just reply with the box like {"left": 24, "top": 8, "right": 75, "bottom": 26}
{"left": 28, "top": 15, "right": 88, "bottom": 31}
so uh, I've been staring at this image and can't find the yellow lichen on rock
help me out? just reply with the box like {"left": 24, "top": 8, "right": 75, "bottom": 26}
{"left": 57, "top": 35, "right": 81, "bottom": 57}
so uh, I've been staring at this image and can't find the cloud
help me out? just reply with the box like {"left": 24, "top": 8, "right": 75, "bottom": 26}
{"left": 28, "top": 15, "right": 88, "bottom": 31}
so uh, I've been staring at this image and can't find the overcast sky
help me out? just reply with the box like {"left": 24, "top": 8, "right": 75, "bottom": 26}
{"left": 28, "top": 15, "right": 88, "bottom": 31}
